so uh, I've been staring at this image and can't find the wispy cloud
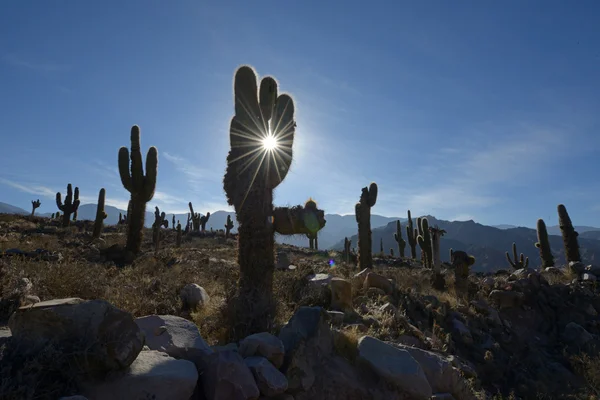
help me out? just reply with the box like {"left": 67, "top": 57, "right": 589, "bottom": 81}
{"left": 0, "top": 177, "right": 56, "bottom": 198}
{"left": 3, "top": 54, "right": 70, "bottom": 73}
{"left": 163, "top": 152, "right": 222, "bottom": 188}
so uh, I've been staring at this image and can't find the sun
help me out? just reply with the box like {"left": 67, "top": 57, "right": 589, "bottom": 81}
{"left": 262, "top": 134, "right": 279, "bottom": 151}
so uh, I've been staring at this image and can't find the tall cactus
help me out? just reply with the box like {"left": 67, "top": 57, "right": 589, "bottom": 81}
{"left": 430, "top": 226, "right": 446, "bottom": 290}
{"left": 31, "top": 199, "right": 41, "bottom": 216}
{"left": 557, "top": 204, "right": 580, "bottom": 263}
{"left": 394, "top": 220, "right": 406, "bottom": 258}
{"left": 172, "top": 215, "right": 176, "bottom": 231}
{"left": 92, "top": 188, "right": 107, "bottom": 239}
{"left": 118, "top": 125, "right": 158, "bottom": 255}
{"left": 417, "top": 217, "right": 433, "bottom": 268}
{"left": 406, "top": 210, "right": 417, "bottom": 259}
{"left": 223, "top": 66, "right": 296, "bottom": 338}
{"left": 176, "top": 221, "right": 182, "bottom": 247}
{"left": 355, "top": 182, "right": 378, "bottom": 269}
{"left": 200, "top": 212, "right": 211, "bottom": 232}
{"left": 535, "top": 218, "right": 554, "bottom": 268}
{"left": 505, "top": 242, "right": 529, "bottom": 270}
{"left": 343, "top": 237, "right": 352, "bottom": 264}
{"left": 225, "top": 215, "right": 234, "bottom": 238}
{"left": 56, "top": 184, "right": 80, "bottom": 227}
{"left": 380, "top": 237, "right": 384, "bottom": 256}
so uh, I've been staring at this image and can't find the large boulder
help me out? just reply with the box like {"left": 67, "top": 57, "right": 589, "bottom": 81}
{"left": 357, "top": 336, "right": 432, "bottom": 399}
{"left": 180, "top": 283, "right": 209, "bottom": 310}
{"left": 245, "top": 356, "right": 288, "bottom": 397}
{"left": 8, "top": 298, "right": 143, "bottom": 375}
{"left": 363, "top": 272, "right": 393, "bottom": 295}
{"left": 239, "top": 332, "right": 285, "bottom": 368}
{"left": 278, "top": 306, "right": 333, "bottom": 392}
{"left": 80, "top": 350, "right": 198, "bottom": 400}
{"left": 135, "top": 314, "right": 213, "bottom": 368}
{"left": 202, "top": 350, "right": 260, "bottom": 400}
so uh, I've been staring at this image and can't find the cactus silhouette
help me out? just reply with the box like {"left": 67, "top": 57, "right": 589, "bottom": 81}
{"left": 417, "top": 217, "right": 432, "bottom": 269}
{"left": 343, "top": 237, "right": 352, "bottom": 264}
{"left": 394, "top": 220, "right": 406, "bottom": 258}
{"left": 200, "top": 212, "right": 211, "bottom": 232}
{"left": 558, "top": 204, "right": 580, "bottom": 263}
{"left": 118, "top": 125, "right": 157, "bottom": 255}
{"left": 176, "top": 221, "right": 182, "bottom": 247}
{"left": 406, "top": 210, "right": 417, "bottom": 259}
{"left": 92, "top": 188, "right": 107, "bottom": 239}
{"left": 355, "top": 182, "right": 378, "bottom": 269}
{"left": 31, "top": 199, "right": 41, "bottom": 216}
{"left": 56, "top": 184, "right": 80, "bottom": 227}
{"left": 223, "top": 65, "right": 296, "bottom": 338}
{"left": 536, "top": 218, "right": 554, "bottom": 268}
{"left": 505, "top": 242, "right": 529, "bottom": 270}
{"left": 225, "top": 215, "right": 234, "bottom": 238}
{"left": 152, "top": 206, "right": 168, "bottom": 252}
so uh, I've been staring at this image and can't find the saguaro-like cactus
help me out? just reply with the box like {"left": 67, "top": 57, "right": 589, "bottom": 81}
{"left": 152, "top": 206, "right": 168, "bottom": 252}
{"left": 558, "top": 204, "right": 580, "bottom": 263}
{"left": 31, "top": 199, "right": 41, "bottom": 216}
{"left": 505, "top": 242, "right": 529, "bottom": 270}
{"left": 452, "top": 250, "right": 476, "bottom": 300}
{"left": 118, "top": 125, "right": 157, "bottom": 255}
{"left": 188, "top": 202, "right": 201, "bottom": 231}
{"left": 394, "top": 220, "right": 406, "bottom": 258}
{"left": 535, "top": 218, "right": 554, "bottom": 268}
{"left": 56, "top": 184, "right": 80, "bottom": 227}
{"left": 92, "top": 188, "right": 107, "bottom": 239}
{"left": 417, "top": 217, "right": 432, "bottom": 269}
{"left": 406, "top": 210, "right": 418, "bottom": 259}
{"left": 380, "top": 237, "right": 384, "bottom": 256}
{"left": 343, "top": 237, "right": 352, "bottom": 264}
{"left": 430, "top": 225, "right": 446, "bottom": 290}
{"left": 223, "top": 66, "right": 296, "bottom": 338}
{"left": 355, "top": 182, "right": 378, "bottom": 269}
{"left": 225, "top": 215, "right": 234, "bottom": 238}
{"left": 200, "top": 212, "right": 211, "bottom": 232}
{"left": 172, "top": 215, "right": 176, "bottom": 231}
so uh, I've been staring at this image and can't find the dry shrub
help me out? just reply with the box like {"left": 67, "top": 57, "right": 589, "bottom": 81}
{"left": 570, "top": 353, "right": 600, "bottom": 398}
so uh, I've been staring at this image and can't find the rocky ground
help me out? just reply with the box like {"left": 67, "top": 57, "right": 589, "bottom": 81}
{"left": 0, "top": 214, "right": 599, "bottom": 400}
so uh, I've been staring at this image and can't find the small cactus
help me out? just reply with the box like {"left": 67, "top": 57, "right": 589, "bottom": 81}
{"left": 172, "top": 215, "right": 176, "bottom": 231}
{"left": 417, "top": 218, "right": 432, "bottom": 269}
{"left": 451, "top": 250, "right": 476, "bottom": 300}
{"left": 505, "top": 242, "right": 529, "bottom": 270}
{"left": 380, "top": 237, "right": 384, "bottom": 256}
{"left": 343, "top": 237, "right": 352, "bottom": 264}
{"left": 56, "top": 184, "right": 80, "bottom": 227}
{"left": 31, "top": 199, "right": 41, "bottom": 216}
{"left": 152, "top": 206, "right": 168, "bottom": 252}
{"left": 390, "top": 248, "right": 394, "bottom": 257}
{"left": 394, "top": 220, "right": 406, "bottom": 258}
{"left": 176, "top": 221, "right": 182, "bottom": 247}
{"left": 355, "top": 182, "right": 378, "bottom": 269}
{"left": 92, "top": 188, "right": 107, "bottom": 239}
{"left": 406, "top": 210, "right": 418, "bottom": 259}
{"left": 535, "top": 218, "right": 554, "bottom": 268}
{"left": 118, "top": 125, "right": 157, "bottom": 255}
{"left": 558, "top": 204, "right": 580, "bottom": 263}
{"left": 51, "top": 212, "right": 55, "bottom": 219}
{"left": 225, "top": 215, "right": 234, "bottom": 238}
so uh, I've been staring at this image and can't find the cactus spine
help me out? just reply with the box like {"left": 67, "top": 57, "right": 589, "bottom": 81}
{"left": 558, "top": 204, "right": 580, "bottom": 263}
{"left": 56, "top": 184, "right": 80, "bottom": 227}
{"left": 355, "top": 182, "right": 378, "bottom": 269}
{"left": 505, "top": 242, "right": 529, "bottom": 270}
{"left": 406, "top": 210, "right": 418, "bottom": 259}
{"left": 394, "top": 220, "right": 406, "bottom": 258}
{"left": 92, "top": 188, "right": 107, "bottom": 239}
{"left": 118, "top": 125, "right": 157, "bottom": 255}
{"left": 535, "top": 218, "right": 554, "bottom": 268}
{"left": 223, "top": 66, "right": 296, "bottom": 338}
{"left": 417, "top": 217, "right": 433, "bottom": 268}
{"left": 225, "top": 215, "right": 234, "bottom": 238}
{"left": 31, "top": 199, "right": 41, "bottom": 216}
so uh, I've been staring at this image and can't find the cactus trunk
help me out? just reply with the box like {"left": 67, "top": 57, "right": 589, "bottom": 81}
{"left": 92, "top": 188, "right": 107, "bottom": 239}
{"left": 355, "top": 182, "right": 378, "bottom": 269}
{"left": 558, "top": 204, "right": 580, "bottom": 263}
{"left": 536, "top": 218, "right": 554, "bottom": 268}
{"left": 126, "top": 195, "right": 146, "bottom": 254}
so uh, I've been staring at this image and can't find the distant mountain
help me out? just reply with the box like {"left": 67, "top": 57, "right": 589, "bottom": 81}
{"left": 332, "top": 216, "right": 600, "bottom": 273}
{"left": 546, "top": 225, "right": 600, "bottom": 236}
{"left": 493, "top": 224, "right": 517, "bottom": 230}
{"left": 581, "top": 231, "right": 600, "bottom": 241}
{"left": 0, "top": 202, "right": 28, "bottom": 215}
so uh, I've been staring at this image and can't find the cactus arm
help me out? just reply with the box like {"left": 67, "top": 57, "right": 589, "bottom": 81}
{"left": 118, "top": 147, "right": 132, "bottom": 192}
{"left": 144, "top": 146, "right": 158, "bottom": 201}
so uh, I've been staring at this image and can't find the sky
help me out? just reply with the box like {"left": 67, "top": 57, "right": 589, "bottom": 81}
{"left": 0, "top": 1, "right": 599, "bottom": 228}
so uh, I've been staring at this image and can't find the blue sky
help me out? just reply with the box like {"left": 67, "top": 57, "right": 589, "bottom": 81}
{"left": 1, "top": 1, "right": 599, "bottom": 228}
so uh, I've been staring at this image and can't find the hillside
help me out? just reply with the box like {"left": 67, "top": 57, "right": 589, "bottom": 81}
{"left": 333, "top": 216, "right": 600, "bottom": 272}
{"left": 0, "top": 202, "right": 27, "bottom": 215}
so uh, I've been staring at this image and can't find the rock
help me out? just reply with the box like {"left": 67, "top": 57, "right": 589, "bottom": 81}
{"left": 481, "top": 277, "right": 495, "bottom": 288}
{"left": 309, "top": 273, "right": 333, "bottom": 286}
{"left": 9, "top": 298, "right": 143, "bottom": 375}
{"left": 180, "top": 283, "right": 209, "bottom": 310}
{"left": 396, "top": 334, "right": 425, "bottom": 349}
{"left": 585, "top": 304, "right": 598, "bottom": 317}
{"left": 509, "top": 268, "right": 538, "bottom": 280}
{"left": 488, "top": 290, "right": 524, "bottom": 309}
{"left": 279, "top": 307, "right": 333, "bottom": 392}
{"left": 245, "top": 356, "right": 288, "bottom": 396}
{"left": 582, "top": 273, "right": 597, "bottom": 282}
{"left": 563, "top": 322, "right": 594, "bottom": 347}
{"left": 202, "top": 350, "right": 260, "bottom": 400}
{"left": 81, "top": 350, "right": 198, "bottom": 400}
{"left": 212, "top": 342, "right": 239, "bottom": 352}
{"left": 330, "top": 278, "right": 353, "bottom": 312}
{"left": 135, "top": 314, "right": 213, "bottom": 368}
{"left": 569, "top": 261, "right": 586, "bottom": 274}
{"left": 366, "top": 287, "right": 386, "bottom": 298}
{"left": 451, "top": 319, "right": 473, "bottom": 344}
{"left": 357, "top": 336, "right": 432, "bottom": 399}
{"left": 390, "top": 343, "right": 477, "bottom": 400}
{"left": 239, "top": 332, "right": 285, "bottom": 369}
{"left": 327, "top": 310, "right": 345, "bottom": 325}
{"left": 353, "top": 268, "right": 370, "bottom": 281}
{"left": 363, "top": 272, "right": 393, "bottom": 294}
